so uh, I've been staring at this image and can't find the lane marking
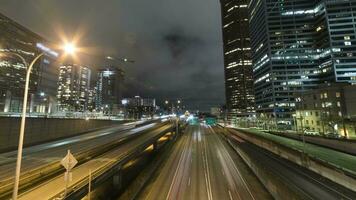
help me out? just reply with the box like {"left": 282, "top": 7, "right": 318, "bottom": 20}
{"left": 202, "top": 126, "right": 213, "bottom": 200}
{"left": 211, "top": 127, "right": 254, "bottom": 200}
{"left": 228, "top": 190, "right": 233, "bottom": 200}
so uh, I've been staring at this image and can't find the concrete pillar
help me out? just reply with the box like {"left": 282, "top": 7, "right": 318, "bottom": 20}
{"left": 153, "top": 141, "right": 158, "bottom": 151}
{"left": 113, "top": 167, "right": 122, "bottom": 189}
{"left": 29, "top": 93, "right": 36, "bottom": 113}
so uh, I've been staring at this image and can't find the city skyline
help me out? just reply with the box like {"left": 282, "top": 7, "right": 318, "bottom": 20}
{"left": 0, "top": 0, "right": 225, "bottom": 111}
{"left": 1, "top": 1, "right": 356, "bottom": 200}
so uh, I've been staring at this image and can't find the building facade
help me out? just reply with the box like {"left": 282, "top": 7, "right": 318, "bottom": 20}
{"left": 0, "top": 12, "right": 58, "bottom": 114}
{"left": 249, "top": 0, "right": 356, "bottom": 124}
{"left": 295, "top": 84, "right": 356, "bottom": 138}
{"left": 122, "top": 96, "right": 156, "bottom": 119}
{"left": 220, "top": 0, "right": 256, "bottom": 120}
{"left": 95, "top": 67, "right": 124, "bottom": 115}
{"left": 57, "top": 64, "right": 91, "bottom": 112}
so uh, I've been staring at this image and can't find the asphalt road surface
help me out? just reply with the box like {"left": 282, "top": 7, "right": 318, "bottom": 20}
{"left": 139, "top": 124, "right": 272, "bottom": 200}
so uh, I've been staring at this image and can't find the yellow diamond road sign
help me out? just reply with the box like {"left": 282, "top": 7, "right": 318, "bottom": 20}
{"left": 61, "top": 150, "right": 78, "bottom": 171}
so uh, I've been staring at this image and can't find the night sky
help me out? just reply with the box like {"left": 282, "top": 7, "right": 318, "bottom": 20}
{"left": 0, "top": 0, "right": 225, "bottom": 111}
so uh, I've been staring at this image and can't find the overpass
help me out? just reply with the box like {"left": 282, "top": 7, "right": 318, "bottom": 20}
{"left": 0, "top": 119, "right": 177, "bottom": 199}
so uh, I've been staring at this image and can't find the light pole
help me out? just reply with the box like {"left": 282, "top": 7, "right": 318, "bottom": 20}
{"left": 296, "top": 112, "right": 306, "bottom": 154}
{"left": 292, "top": 114, "right": 297, "bottom": 133}
{"left": 7, "top": 42, "right": 76, "bottom": 200}
{"left": 6, "top": 52, "right": 44, "bottom": 200}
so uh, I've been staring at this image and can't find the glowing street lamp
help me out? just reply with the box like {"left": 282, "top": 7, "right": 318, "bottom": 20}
{"left": 11, "top": 42, "right": 77, "bottom": 200}
{"left": 63, "top": 43, "right": 76, "bottom": 55}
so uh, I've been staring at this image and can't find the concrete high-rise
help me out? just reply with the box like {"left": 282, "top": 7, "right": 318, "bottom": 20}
{"left": 249, "top": 0, "right": 356, "bottom": 124}
{"left": 95, "top": 67, "right": 124, "bottom": 115}
{"left": 220, "top": 0, "right": 256, "bottom": 121}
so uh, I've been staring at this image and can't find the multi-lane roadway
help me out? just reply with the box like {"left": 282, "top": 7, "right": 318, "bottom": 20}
{"left": 139, "top": 124, "right": 272, "bottom": 200}
{"left": 0, "top": 120, "right": 171, "bottom": 199}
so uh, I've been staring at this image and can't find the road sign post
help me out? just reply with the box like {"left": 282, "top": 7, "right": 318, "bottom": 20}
{"left": 61, "top": 150, "right": 78, "bottom": 198}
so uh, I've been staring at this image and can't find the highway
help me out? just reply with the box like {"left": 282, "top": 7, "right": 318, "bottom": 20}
{"left": 17, "top": 123, "right": 173, "bottom": 200}
{"left": 0, "top": 120, "right": 169, "bottom": 199}
{"left": 225, "top": 128, "right": 356, "bottom": 200}
{"left": 0, "top": 121, "right": 149, "bottom": 180}
{"left": 139, "top": 124, "right": 272, "bottom": 200}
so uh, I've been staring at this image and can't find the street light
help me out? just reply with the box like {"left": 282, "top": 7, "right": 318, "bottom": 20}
{"left": 8, "top": 43, "right": 77, "bottom": 200}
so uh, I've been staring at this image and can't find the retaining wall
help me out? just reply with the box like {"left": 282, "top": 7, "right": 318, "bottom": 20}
{"left": 230, "top": 128, "right": 356, "bottom": 192}
{"left": 0, "top": 117, "right": 129, "bottom": 152}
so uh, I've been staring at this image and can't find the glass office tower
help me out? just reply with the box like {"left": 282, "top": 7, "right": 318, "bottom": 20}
{"left": 220, "top": 0, "right": 255, "bottom": 120}
{"left": 249, "top": 0, "right": 356, "bottom": 124}
{"left": 0, "top": 12, "right": 58, "bottom": 114}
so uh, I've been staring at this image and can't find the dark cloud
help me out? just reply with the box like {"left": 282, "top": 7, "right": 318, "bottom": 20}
{"left": 0, "top": 0, "right": 225, "bottom": 111}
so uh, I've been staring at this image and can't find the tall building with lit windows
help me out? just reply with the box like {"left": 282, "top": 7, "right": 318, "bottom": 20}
{"left": 95, "top": 67, "right": 124, "bottom": 114}
{"left": 57, "top": 64, "right": 91, "bottom": 112}
{"left": 0, "top": 12, "right": 58, "bottom": 114}
{"left": 220, "top": 0, "right": 255, "bottom": 120}
{"left": 249, "top": 0, "right": 356, "bottom": 124}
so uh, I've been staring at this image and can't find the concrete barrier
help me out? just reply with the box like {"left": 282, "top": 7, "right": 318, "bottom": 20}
{"left": 229, "top": 128, "right": 356, "bottom": 192}
{"left": 225, "top": 138, "right": 305, "bottom": 200}
{"left": 0, "top": 117, "right": 130, "bottom": 152}
{"left": 268, "top": 131, "right": 356, "bottom": 156}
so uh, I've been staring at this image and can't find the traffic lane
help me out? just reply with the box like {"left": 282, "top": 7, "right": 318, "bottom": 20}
{"left": 141, "top": 124, "right": 271, "bottom": 200}
{"left": 204, "top": 125, "right": 270, "bottom": 200}
{"left": 203, "top": 126, "right": 236, "bottom": 200}
{"left": 142, "top": 125, "right": 194, "bottom": 200}
{"left": 165, "top": 125, "right": 193, "bottom": 200}
{"left": 181, "top": 125, "right": 210, "bottom": 200}
{"left": 0, "top": 122, "right": 160, "bottom": 180}
{"left": 228, "top": 129, "right": 356, "bottom": 200}
{"left": 18, "top": 124, "right": 173, "bottom": 200}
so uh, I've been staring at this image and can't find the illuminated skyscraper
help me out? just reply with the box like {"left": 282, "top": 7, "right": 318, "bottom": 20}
{"left": 0, "top": 12, "right": 58, "bottom": 114}
{"left": 220, "top": 0, "right": 255, "bottom": 120}
{"left": 249, "top": 0, "right": 356, "bottom": 124}
{"left": 57, "top": 64, "right": 91, "bottom": 112}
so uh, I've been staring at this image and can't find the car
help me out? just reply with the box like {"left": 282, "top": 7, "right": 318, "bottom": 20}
{"left": 303, "top": 130, "right": 320, "bottom": 136}
{"left": 325, "top": 133, "right": 342, "bottom": 139}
